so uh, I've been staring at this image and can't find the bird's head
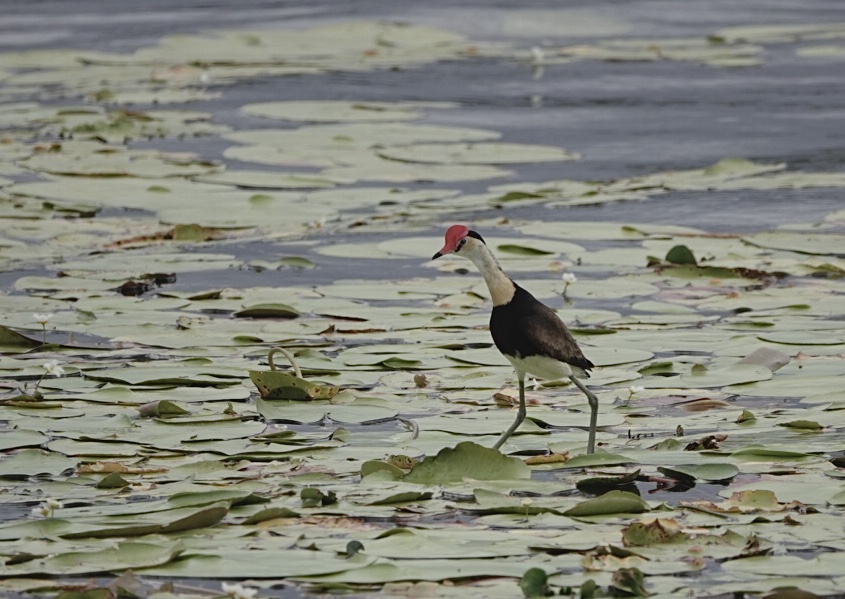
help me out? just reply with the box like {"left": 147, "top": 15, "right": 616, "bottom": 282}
{"left": 432, "top": 224, "right": 487, "bottom": 261}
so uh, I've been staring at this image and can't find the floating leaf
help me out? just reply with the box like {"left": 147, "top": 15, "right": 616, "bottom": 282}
{"left": 610, "top": 566, "right": 650, "bottom": 597}
{"left": 730, "top": 446, "right": 814, "bottom": 460}
{"left": 779, "top": 420, "right": 823, "bottom": 431}
{"left": 658, "top": 463, "right": 739, "bottom": 483}
{"left": 95, "top": 472, "right": 131, "bottom": 489}
{"left": 576, "top": 470, "right": 641, "bottom": 495}
{"left": 561, "top": 452, "right": 634, "bottom": 469}
{"left": 623, "top": 518, "right": 686, "bottom": 547}
{"left": 0, "top": 429, "right": 49, "bottom": 451}
{"left": 346, "top": 540, "right": 365, "bottom": 558}
{"left": 519, "top": 567, "right": 550, "bottom": 598}
{"left": 136, "top": 400, "right": 190, "bottom": 418}
{"left": 234, "top": 303, "right": 300, "bottom": 318}
{"left": 249, "top": 370, "right": 339, "bottom": 401}
{"left": 361, "top": 461, "right": 407, "bottom": 480}
{"left": 737, "top": 409, "right": 756, "bottom": 423}
{"left": 665, "top": 244, "right": 697, "bottom": 265}
{"left": 195, "top": 170, "right": 338, "bottom": 189}
{"left": 564, "top": 490, "right": 650, "bottom": 517}
{"left": 301, "top": 487, "right": 338, "bottom": 508}
{"left": 404, "top": 442, "right": 530, "bottom": 484}
{"left": 496, "top": 243, "right": 555, "bottom": 256}
{"left": 0, "top": 542, "right": 185, "bottom": 576}
{"left": 378, "top": 142, "right": 579, "bottom": 165}
{"left": 368, "top": 491, "right": 433, "bottom": 506}
{"left": 168, "top": 223, "right": 219, "bottom": 241}
{"left": 0, "top": 325, "right": 42, "bottom": 349}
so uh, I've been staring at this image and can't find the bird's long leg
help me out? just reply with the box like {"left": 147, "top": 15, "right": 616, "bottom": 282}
{"left": 493, "top": 374, "right": 526, "bottom": 450}
{"left": 569, "top": 375, "right": 598, "bottom": 454}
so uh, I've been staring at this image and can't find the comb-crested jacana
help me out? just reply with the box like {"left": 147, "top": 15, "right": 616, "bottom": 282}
{"left": 433, "top": 225, "right": 599, "bottom": 453}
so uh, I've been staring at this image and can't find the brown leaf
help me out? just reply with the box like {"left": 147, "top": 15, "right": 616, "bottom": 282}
{"left": 524, "top": 452, "right": 569, "bottom": 465}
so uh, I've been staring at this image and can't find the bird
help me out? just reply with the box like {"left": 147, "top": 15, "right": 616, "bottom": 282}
{"left": 432, "top": 224, "right": 599, "bottom": 454}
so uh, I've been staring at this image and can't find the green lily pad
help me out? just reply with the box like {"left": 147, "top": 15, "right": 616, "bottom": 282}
{"left": 136, "top": 400, "right": 191, "bottom": 418}
{"left": 0, "top": 325, "right": 42, "bottom": 349}
{"left": 563, "top": 490, "right": 650, "bottom": 517}
{"left": 665, "top": 244, "right": 697, "bottom": 265}
{"left": 0, "top": 541, "right": 184, "bottom": 576}
{"left": 404, "top": 442, "right": 530, "bottom": 484}
{"left": 194, "top": 170, "right": 339, "bottom": 189}
{"left": 658, "top": 463, "right": 739, "bottom": 483}
{"left": 249, "top": 370, "right": 339, "bottom": 400}
{"left": 377, "top": 142, "right": 579, "bottom": 165}
{"left": 234, "top": 303, "right": 300, "bottom": 318}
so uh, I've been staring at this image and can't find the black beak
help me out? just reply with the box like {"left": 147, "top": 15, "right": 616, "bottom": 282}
{"left": 431, "top": 252, "right": 443, "bottom": 260}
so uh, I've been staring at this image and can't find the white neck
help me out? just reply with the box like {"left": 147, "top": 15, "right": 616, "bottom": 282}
{"left": 460, "top": 238, "right": 515, "bottom": 306}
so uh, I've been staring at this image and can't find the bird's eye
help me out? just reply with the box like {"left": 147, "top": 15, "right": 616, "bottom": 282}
{"left": 456, "top": 238, "right": 467, "bottom": 250}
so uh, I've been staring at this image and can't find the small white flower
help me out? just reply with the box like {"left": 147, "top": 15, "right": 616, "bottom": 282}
{"left": 521, "top": 498, "right": 534, "bottom": 508}
{"left": 31, "top": 504, "right": 51, "bottom": 518}
{"left": 530, "top": 377, "right": 540, "bottom": 390}
{"left": 531, "top": 46, "right": 545, "bottom": 63}
{"left": 562, "top": 273, "right": 578, "bottom": 285}
{"left": 43, "top": 360, "right": 65, "bottom": 377}
{"left": 222, "top": 582, "right": 258, "bottom": 599}
{"left": 33, "top": 313, "right": 53, "bottom": 325}
{"left": 45, "top": 498, "right": 63, "bottom": 510}
{"left": 628, "top": 385, "right": 645, "bottom": 398}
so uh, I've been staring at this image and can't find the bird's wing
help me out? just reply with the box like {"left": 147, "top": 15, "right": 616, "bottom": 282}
{"left": 519, "top": 300, "right": 595, "bottom": 371}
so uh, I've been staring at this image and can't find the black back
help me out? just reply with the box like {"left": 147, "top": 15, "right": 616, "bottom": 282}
{"left": 490, "top": 284, "right": 594, "bottom": 372}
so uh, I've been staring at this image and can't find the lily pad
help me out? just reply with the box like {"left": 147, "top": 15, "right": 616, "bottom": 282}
{"left": 249, "top": 370, "right": 339, "bottom": 401}
{"left": 563, "top": 490, "right": 650, "bottom": 517}
{"left": 378, "top": 142, "right": 579, "bottom": 165}
{"left": 242, "top": 101, "right": 454, "bottom": 122}
{"left": 404, "top": 442, "right": 530, "bottom": 484}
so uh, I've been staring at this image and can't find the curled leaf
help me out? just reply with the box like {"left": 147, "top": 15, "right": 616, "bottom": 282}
{"left": 779, "top": 420, "right": 823, "bottom": 431}
{"left": 136, "top": 400, "right": 190, "bottom": 418}
{"left": 519, "top": 567, "right": 550, "bottom": 598}
{"left": 249, "top": 370, "right": 338, "bottom": 400}
{"left": 665, "top": 244, "right": 697, "bottom": 265}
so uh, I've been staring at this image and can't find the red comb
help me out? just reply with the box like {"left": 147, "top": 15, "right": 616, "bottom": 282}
{"left": 432, "top": 224, "right": 469, "bottom": 258}
{"left": 444, "top": 224, "right": 469, "bottom": 247}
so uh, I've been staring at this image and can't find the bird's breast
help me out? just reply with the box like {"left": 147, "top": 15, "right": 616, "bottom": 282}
{"left": 505, "top": 353, "right": 584, "bottom": 380}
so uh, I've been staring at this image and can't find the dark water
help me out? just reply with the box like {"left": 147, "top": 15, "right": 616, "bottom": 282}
{"left": 4, "top": 1, "right": 845, "bottom": 292}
